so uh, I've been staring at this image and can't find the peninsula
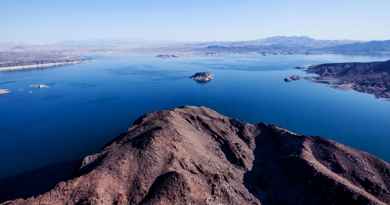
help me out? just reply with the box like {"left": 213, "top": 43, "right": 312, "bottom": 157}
{"left": 305, "top": 60, "right": 390, "bottom": 99}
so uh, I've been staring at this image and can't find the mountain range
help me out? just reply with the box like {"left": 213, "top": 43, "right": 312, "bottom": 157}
{"left": 2, "top": 36, "right": 390, "bottom": 57}
{"left": 192, "top": 36, "right": 390, "bottom": 56}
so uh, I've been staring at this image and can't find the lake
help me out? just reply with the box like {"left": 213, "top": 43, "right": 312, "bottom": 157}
{"left": 1, "top": 54, "right": 389, "bottom": 179}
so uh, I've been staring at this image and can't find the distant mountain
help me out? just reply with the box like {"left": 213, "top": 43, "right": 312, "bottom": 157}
{"left": 192, "top": 36, "right": 390, "bottom": 56}
{"left": 320, "top": 40, "right": 390, "bottom": 55}
{"left": 199, "top": 36, "right": 361, "bottom": 54}
{"left": 202, "top": 36, "right": 355, "bottom": 48}
{"left": 3, "top": 36, "right": 390, "bottom": 56}
{"left": 252, "top": 36, "right": 357, "bottom": 48}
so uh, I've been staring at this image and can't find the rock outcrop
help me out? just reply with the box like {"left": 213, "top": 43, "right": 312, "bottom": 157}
{"left": 3, "top": 106, "right": 390, "bottom": 205}
{"left": 284, "top": 75, "right": 301, "bottom": 82}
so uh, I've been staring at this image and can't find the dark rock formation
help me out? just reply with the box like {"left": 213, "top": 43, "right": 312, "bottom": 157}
{"left": 2, "top": 106, "right": 390, "bottom": 205}
{"left": 306, "top": 60, "right": 390, "bottom": 99}
{"left": 190, "top": 72, "right": 214, "bottom": 83}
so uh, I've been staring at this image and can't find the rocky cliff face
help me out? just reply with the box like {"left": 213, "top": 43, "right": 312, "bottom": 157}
{"left": 306, "top": 60, "right": 390, "bottom": 99}
{"left": 3, "top": 106, "right": 390, "bottom": 205}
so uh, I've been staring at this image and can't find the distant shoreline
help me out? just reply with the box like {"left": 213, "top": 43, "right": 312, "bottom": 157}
{"left": 0, "top": 60, "right": 85, "bottom": 72}
{"left": 0, "top": 89, "right": 10, "bottom": 95}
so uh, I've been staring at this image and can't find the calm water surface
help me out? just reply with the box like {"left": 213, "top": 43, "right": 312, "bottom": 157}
{"left": 1, "top": 54, "right": 389, "bottom": 178}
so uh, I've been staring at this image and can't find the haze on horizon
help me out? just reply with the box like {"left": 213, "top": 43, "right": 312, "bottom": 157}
{"left": 2, "top": 0, "right": 390, "bottom": 44}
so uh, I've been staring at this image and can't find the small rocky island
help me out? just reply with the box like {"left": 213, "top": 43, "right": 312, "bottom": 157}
{"left": 30, "top": 84, "right": 50, "bottom": 89}
{"left": 155, "top": 54, "right": 178, "bottom": 59}
{"left": 3, "top": 106, "right": 390, "bottom": 205}
{"left": 190, "top": 72, "right": 214, "bottom": 83}
{"left": 0, "top": 88, "right": 10, "bottom": 95}
{"left": 304, "top": 60, "right": 390, "bottom": 99}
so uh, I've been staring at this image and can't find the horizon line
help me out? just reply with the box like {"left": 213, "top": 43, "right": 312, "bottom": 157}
{"left": 1, "top": 35, "right": 390, "bottom": 46}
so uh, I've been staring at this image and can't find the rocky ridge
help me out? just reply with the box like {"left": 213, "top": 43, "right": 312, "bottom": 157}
{"left": 3, "top": 106, "right": 390, "bottom": 205}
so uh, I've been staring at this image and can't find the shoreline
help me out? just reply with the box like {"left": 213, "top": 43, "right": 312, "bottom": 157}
{"left": 313, "top": 77, "right": 390, "bottom": 99}
{"left": 0, "top": 160, "right": 80, "bottom": 203}
{"left": 0, "top": 60, "right": 84, "bottom": 72}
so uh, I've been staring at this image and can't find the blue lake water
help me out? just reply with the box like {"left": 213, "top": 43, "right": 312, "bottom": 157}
{"left": 1, "top": 54, "right": 389, "bottom": 179}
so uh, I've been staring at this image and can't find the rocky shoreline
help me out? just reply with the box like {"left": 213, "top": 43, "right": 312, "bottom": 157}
{"left": 284, "top": 75, "right": 301, "bottom": 82}
{"left": 2, "top": 106, "right": 389, "bottom": 205}
{"left": 304, "top": 60, "right": 390, "bottom": 99}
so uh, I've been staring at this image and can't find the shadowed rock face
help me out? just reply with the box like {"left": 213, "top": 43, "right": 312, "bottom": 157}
{"left": 3, "top": 106, "right": 390, "bottom": 205}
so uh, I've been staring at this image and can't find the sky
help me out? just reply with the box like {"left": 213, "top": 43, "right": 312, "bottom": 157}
{"left": 2, "top": 0, "right": 390, "bottom": 43}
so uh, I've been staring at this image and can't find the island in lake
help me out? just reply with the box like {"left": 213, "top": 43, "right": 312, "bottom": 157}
{"left": 190, "top": 72, "right": 214, "bottom": 83}
{"left": 155, "top": 54, "right": 178, "bottom": 59}
{"left": 2, "top": 106, "right": 389, "bottom": 205}
{"left": 304, "top": 60, "right": 390, "bottom": 99}
{"left": 30, "top": 84, "right": 50, "bottom": 89}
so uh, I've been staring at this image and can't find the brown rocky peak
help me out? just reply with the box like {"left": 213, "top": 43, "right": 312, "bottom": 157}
{"left": 3, "top": 106, "right": 390, "bottom": 205}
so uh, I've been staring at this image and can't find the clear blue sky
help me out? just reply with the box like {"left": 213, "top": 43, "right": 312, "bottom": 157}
{"left": 2, "top": 0, "right": 390, "bottom": 43}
